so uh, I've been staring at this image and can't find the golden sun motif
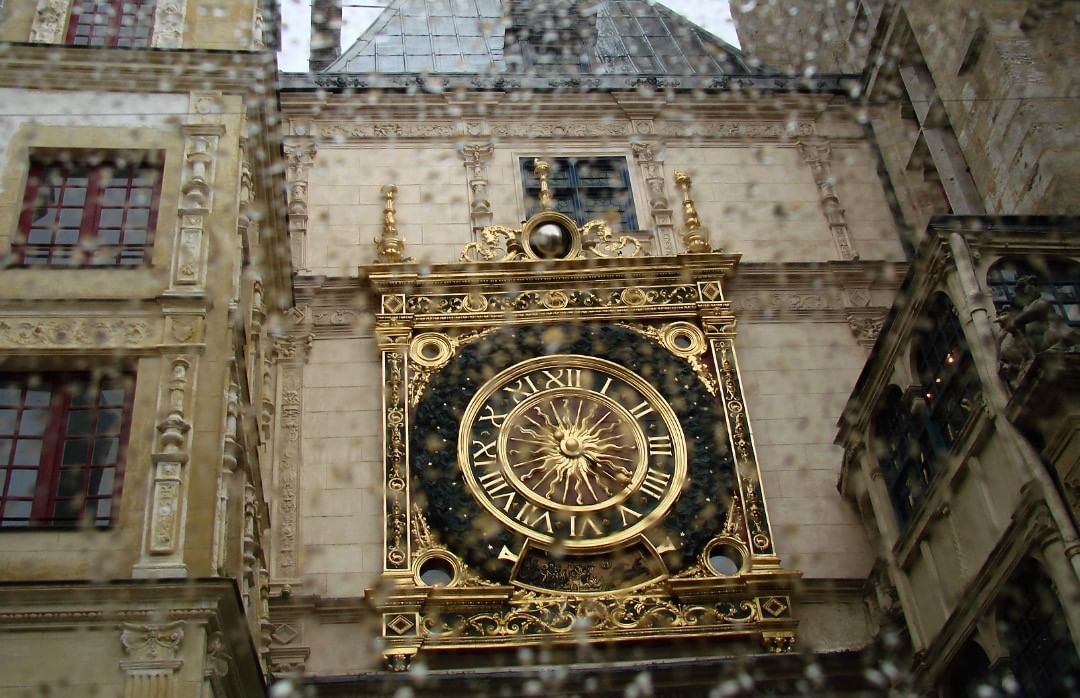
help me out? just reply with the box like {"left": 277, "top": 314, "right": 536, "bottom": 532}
{"left": 507, "top": 395, "right": 640, "bottom": 508}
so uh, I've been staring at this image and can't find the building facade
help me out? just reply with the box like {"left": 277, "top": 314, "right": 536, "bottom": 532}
{"left": 0, "top": 1, "right": 287, "bottom": 695}
{"left": 0, "top": 0, "right": 1076, "bottom": 696}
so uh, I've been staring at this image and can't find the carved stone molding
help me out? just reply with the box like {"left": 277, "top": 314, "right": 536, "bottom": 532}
{"left": 0, "top": 317, "right": 157, "bottom": 348}
{"left": 284, "top": 139, "right": 318, "bottom": 272}
{"left": 29, "top": 0, "right": 68, "bottom": 44}
{"left": 151, "top": 0, "right": 186, "bottom": 49}
{"left": 631, "top": 142, "right": 677, "bottom": 256}
{"left": 460, "top": 143, "right": 495, "bottom": 232}
{"left": 798, "top": 138, "right": 856, "bottom": 260}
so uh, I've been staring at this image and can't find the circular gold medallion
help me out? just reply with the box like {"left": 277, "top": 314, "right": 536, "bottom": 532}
{"left": 459, "top": 355, "right": 686, "bottom": 551}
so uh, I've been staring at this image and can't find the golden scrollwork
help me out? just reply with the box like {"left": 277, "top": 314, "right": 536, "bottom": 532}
{"left": 407, "top": 328, "right": 496, "bottom": 407}
{"left": 460, "top": 225, "right": 523, "bottom": 263}
{"left": 421, "top": 594, "right": 760, "bottom": 640}
{"left": 616, "top": 322, "right": 718, "bottom": 395}
{"left": 460, "top": 213, "right": 644, "bottom": 263}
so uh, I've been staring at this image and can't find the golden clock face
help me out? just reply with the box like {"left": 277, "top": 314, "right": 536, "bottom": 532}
{"left": 459, "top": 355, "right": 687, "bottom": 551}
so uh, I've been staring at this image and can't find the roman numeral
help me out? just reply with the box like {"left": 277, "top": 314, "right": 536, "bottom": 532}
{"left": 647, "top": 435, "right": 673, "bottom": 457}
{"left": 640, "top": 467, "right": 672, "bottom": 500}
{"left": 504, "top": 376, "right": 539, "bottom": 403}
{"left": 513, "top": 502, "right": 553, "bottom": 533}
{"left": 478, "top": 404, "right": 506, "bottom": 427}
{"left": 569, "top": 514, "right": 604, "bottom": 538}
{"left": 629, "top": 401, "right": 654, "bottom": 419}
{"left": 597, "top": 377, "right": 613, "bottom": 395}
{"left": 617, "top": 505, "right": 643, "bottom": 526}
{"left": 478, "top": 471, "right": 517, "bottom": 512}
{"left": 542, "top": 369, "right": 582, "bottom": 389}
{"left": 472, "top": 439, "right": 497, "bottom": 461}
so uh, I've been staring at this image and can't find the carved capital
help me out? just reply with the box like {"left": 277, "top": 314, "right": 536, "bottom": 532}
{"left": 120, "top": 621, "right": 185, "bottom": 664}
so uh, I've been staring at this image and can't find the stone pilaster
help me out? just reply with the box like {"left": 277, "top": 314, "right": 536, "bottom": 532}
{"left": 118, "top": 622, "right": 185, "bottom": 697}
{"left": 151, "top": 0, "right": 187, "bottom": 48}
{"left": 169, "top": 123, "right": 224, "bottom": 294}
{"left": 133, "top": 355, "right": 196, "bottom": 578}
{"left": 798, "top": 138, "right": 857, "bottom": 261}
{"left": 460, "top": 143, "right": 495, "bottom": 233}
{"left": 271, "top": 334, "right": 312, "bottom": 583}
{"left": 631, "top": 142, "right": 678, "bottom": 256}
{"left": 29, "top": 0, "right": 68, "bottom": 44}
{"left": 284, "top": 139, "right": 318, "bottom": 273}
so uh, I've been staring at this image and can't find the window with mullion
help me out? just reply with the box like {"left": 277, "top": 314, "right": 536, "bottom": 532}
{"left": 67, "top": 0, "right": 156, "bottom": 48}
{"left": 16, "top": 158, "right": 161, "bottom": 268}
{"left": 0, "top": 373, "right": 132, "bottom": 528}
{"left": 521, "top": 157, "right": 639, "bottom": 231}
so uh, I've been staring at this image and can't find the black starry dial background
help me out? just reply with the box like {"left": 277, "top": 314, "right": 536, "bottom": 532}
{"left": 410, "top": 323, "right": 735, "bottom": 584}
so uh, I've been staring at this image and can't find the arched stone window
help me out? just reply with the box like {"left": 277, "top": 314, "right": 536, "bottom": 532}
{"left": 997, "top": 558, "right": 1080, "bottom": 696}
{"left": 873, "top": 386, "right": 934, "bottom": 527}
{"left": 988, "top": 256, "right": 1080, "bottom": 326}
{"left": 913, "top": 293, "right": 979, "bottom": 449}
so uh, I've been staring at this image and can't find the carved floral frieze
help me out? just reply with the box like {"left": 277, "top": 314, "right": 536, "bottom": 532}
{"left": 312, "top": 120, "right": 814, "bottom": 142}
{"left": 0, "top": 317, "right": 157, "bottom": 348}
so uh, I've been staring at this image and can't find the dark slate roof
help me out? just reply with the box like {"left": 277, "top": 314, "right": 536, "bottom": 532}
{"left": 324, "top": 0, "right": 756, "bottom": 75}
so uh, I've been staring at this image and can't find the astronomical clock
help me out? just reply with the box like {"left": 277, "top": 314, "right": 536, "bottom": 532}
{"left": 368, "top": 171, "right": 798, "bottom": 670}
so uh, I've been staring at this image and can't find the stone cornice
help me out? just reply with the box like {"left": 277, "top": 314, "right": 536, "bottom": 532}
{"left": 0, "top": 43, "right": 277, "bottom": 95}
{"left": 281, "top": 71, "right": 857, "bottom": 96}
{"left": 291, "top": 259, "right": 904, "bottom": 338}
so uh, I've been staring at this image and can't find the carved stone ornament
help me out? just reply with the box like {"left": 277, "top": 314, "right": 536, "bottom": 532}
{"left": 30, "top": 0, "right": 68, "bottom": 43}
{"left": 120, "top": 621, "right": 186, "bottom": 663}
{"left": 152, "top": 0, "right": 187, "bottom": 49}
{"left": 0, "top": 318, "right": 155, "bottom": 348}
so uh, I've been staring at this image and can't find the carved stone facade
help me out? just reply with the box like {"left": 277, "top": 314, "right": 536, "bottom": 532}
{"left": 0, "top": 6, "right": 289, "bottom": 695}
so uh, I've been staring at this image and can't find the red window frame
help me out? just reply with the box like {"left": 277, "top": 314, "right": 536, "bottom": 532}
{"left": 15, "top": 156, "right": 163, "bottom": 267}
{"left": 66, "top": 0, "right": 156, "bottom": 48}
{"left": 0, "top": 373, "right": 134, "bottom": 529}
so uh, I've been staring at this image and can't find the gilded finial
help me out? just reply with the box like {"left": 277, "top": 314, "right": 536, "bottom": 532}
{"left": 534, "top": 158, "right": 555, "bottom": 211}
{"left": 375, "top": 184, "right": 409, "bottom": 263}
{"left": 673, "top": 171, "right": 712, "bottom": 253}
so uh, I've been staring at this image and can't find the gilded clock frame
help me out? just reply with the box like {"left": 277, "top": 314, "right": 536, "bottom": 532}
{"left": 368, "top": 251, "right": 797, "bottom": 669}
